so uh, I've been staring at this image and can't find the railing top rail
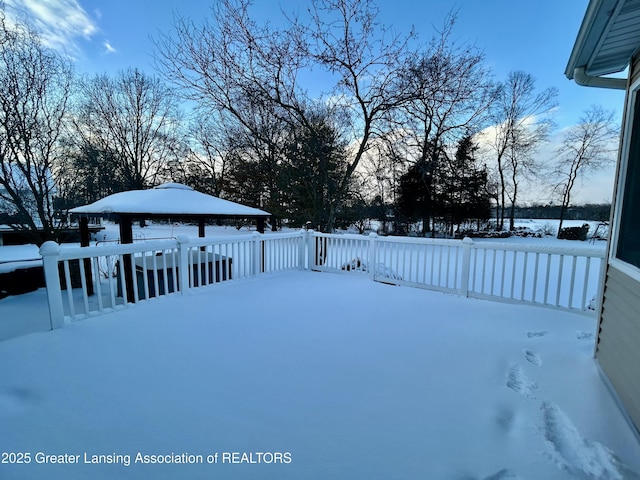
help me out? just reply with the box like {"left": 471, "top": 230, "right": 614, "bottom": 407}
{"left": 188, "top": 233, "right": 259, "bottom": 247}
{"left": 52, "top": 239, "right": 180, "bottom": 260}
{"left": 470, "top": 240, "right": 606, "bottom": 258}
{"left": 310, "top": 231, "right": 606, "bottom": 257}
{"left": 40, "top": 231, "right": 307, "bottom": 261}
{"left": 260, "top": 231, "right": 306, "bottom": 241}
{"left": 311, "top": 231, "right": 460, "bottom": 246}
{"left": 374, "top": 235, "right": 461, "bottom": 247}
{"left": 311, "top": 231, "right": 371, "bottom": 241}
{"left": 189, "top": 231, "right": 304, "bottom": 248}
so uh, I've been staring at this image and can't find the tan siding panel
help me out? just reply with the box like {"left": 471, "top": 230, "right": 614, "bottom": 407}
{"left": 602, "top": 286, "right": 640, "bottom": 335}
{"left": 600, "top": 303, "right": 640, "bottom": 357}
{"left": 606, "top": 265, "right": 640, "bottom": 298}
{"left": 598, "top": 349, "right": 640, "bottom": 430}
{"left": 600, "top": 299, "right": 640, "bottom": 354}
{"left": 597, "top": 332, "right": 640, "bottom": 403}
{"left": 596, "top": 266, "right": 640, "bottom": 430}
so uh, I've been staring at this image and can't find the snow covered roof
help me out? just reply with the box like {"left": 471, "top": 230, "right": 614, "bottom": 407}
{"left": 70, "top": 183, "right": 270, "bottom": 218}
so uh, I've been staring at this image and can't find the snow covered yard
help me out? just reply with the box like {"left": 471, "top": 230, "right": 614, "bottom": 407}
{"left": 1, "top": 271, "right": 639, "bottom": 479}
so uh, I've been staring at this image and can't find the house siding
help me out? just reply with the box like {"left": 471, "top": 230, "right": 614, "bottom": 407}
{"left": 591, "top": 49, "right": 640, "bottom": 434}
{"left": 597, "top": 265, "right": 640, "bottom": 431}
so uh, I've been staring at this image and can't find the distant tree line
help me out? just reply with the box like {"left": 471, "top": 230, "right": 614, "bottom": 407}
{"left": 0, "top": 0, "right": 620, "bottom": 244}
{"left": 510, "top": 203, "right": 611, "bottom": 222}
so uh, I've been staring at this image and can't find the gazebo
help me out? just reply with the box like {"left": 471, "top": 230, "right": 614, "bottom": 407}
{"left": 70, "top": 182, "right": 270, "bottom": 298}
{"left": 71, "top": 183, "right": 270, "bottom": 240}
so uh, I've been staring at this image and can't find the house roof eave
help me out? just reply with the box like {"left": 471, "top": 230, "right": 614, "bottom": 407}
{"left": 565, "top": 0, "right": 638, "bottom": 82}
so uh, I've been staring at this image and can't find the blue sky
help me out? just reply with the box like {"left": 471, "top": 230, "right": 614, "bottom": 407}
{"left": 4, "top": 0, "right": 625, "bottom": 203}
{"left": 4, "top": 0, "right": 624, "bottom": 128}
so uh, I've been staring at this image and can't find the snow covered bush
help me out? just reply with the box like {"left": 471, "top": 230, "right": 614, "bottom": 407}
{"left": 341, "top": 257, "right": 366, "bottom": 272}
{"left": 558, "top": 223, "right": 590, "bottom": 241}
{"left": 340, "top": 257, "right": 402, "bottom": 281}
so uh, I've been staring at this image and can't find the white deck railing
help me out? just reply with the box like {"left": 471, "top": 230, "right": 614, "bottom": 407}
{"left": 307, "top": 232, "right": 605, "bottom": 312}
{"left": 39, "top": 230, "right": 605, "bottom": 330}
{"left": 39, "top": 232, "right": 305, "bottom": 328}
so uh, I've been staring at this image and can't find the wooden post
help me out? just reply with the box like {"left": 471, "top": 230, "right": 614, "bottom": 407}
{"left": 257, "top": 217, "right": 265, "bottom": 234}
{"left": 119, "top": 215, "right": 136, "bottom": 303}
{"left": 198, "top": 218, "right": 206, "bottom": 252}
{"left": 79, "top": 216, "right": 94, "bottom": 296}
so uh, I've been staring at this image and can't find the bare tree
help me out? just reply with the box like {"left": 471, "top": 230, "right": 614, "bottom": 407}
{"left": 71, "top": 68, "right": 186, "bottom": 192}
{"left": 552, "top": 105, "right": 618, "bottom": 236}
{"left": 299, "top": 0, "right": 414, "bottom": 229}
{"left": 0, "top": 8, "right": 74, "bottom": 244}
{"left": 181, "top": 112, "right": 235, "bottom": 197}
{"left": 223, "top": 101, "right": 292, "bottom": 229}
{"left": 360, "top": 135, "right": 406, "bottom": 234}
{"left": 155, "top": 0, "right": 412, "bottom": 231}
{"left": 392, "top": 14, "right": 497, "bottom": 232}
{"left": 484, "top": 71, "right": 557, "bottom": 230}
{"left": 398, "top": 15, "right": 497, "bottom": 154}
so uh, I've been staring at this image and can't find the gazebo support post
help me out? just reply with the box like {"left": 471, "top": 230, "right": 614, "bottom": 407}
{"left": 119, "top": 215, "right": 136, "bottom": 302}
{"left": 79, "top": 216, "right": 94, "bottom": 296}
{"left": 198, "top": 218, "right": 206, "bottom": 252}
{"left": 257, "top": 217, "right": 265, "bottom": 234}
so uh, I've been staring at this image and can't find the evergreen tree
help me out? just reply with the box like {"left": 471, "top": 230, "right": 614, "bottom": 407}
{"left": 439, "top": 136, "right": 491, "bottom": 234}
{"left": 281, "top": 113, "right": 349, "bottom": 231}
{"left": 396, "top": 136, "right": 490, "bottom": 235}
{"left": 395, "top": 155, "right": 438, "bottom": 234}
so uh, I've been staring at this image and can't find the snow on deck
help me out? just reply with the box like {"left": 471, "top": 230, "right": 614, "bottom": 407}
{"left": 0, "top": 271, "right": 638, "bottom": 479}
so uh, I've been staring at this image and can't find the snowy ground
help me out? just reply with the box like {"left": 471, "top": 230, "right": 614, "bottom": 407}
{"left": 1, "top": 270, "right": 639, "bottom": 480}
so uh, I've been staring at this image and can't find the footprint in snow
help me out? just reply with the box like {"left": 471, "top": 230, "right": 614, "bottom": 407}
{"left": 495, "top": 406, "right": 516, "bottom": 434}
{"left": 576, "top": 330, "right": 595, "bottom": 341}
{"left": 459, "top": 468, "right": 522, "bottom": 480}
{"left": 506, "top": 365, "right": 537, "bottom": 399}
{"left": 483, "top": 469, "right": 521, "bottom": 480}
{"left": 541, "top": 402, "right": 640, "bottom": 479}
{"left": 0, "top": 387, "right": 41, "bottom": 415}
{"left": 524, "top": 349, "right": 543, "bottom": 366}
{"left": 527, "top": 331, "right": 549, "bottom": 338}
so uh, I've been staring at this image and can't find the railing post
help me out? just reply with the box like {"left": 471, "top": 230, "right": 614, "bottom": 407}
{"left": 177, "top": 235, "right": 190, "bottom": 295}
{"left": 368, "top": 232, "right": 378, "bottom": 280}
{"left": 460, "top": 237, "right": 474, "bottom": 297}
{"left": 39, "top": 241, "right": 65, "bottom": 329}
{"left": 307, "top": 230, "right": 315, "bottom": 270}
{"left": 299, "top": 229, "right": 307, "bottom": 270}
{"left": 253, "top": 232, "right": 263, "bottom": 276}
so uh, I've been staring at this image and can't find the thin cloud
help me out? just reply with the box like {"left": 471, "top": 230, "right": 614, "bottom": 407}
{"left": 103, "top": 40, "right": 116, "bottom": 54}
{"left": 4, "top": 0, "right": 98, "bottom": 57}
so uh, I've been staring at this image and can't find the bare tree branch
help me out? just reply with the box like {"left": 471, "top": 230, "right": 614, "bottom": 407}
{"left": 551, "top": 105, "right": 618, "bottom": 236}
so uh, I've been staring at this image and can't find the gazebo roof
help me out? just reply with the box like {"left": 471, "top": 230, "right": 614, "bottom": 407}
{"left": 70, "top": 183, "right": 270, "bottom": 218}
